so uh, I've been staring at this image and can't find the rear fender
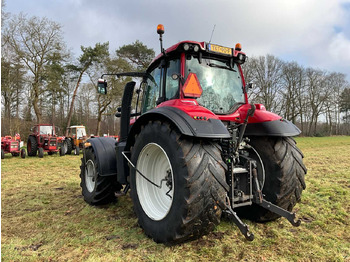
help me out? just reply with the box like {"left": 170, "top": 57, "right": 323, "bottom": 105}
{"left": 85, "top": 137, "right": 117, "bottom": 177}
{"left": 244, "top": 119, "right": 301, "bottom": 137}
{"left": 234, "top": 104, "right": 301, "bottom": 137}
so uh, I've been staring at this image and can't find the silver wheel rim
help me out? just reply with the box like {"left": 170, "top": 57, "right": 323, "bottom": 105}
{"left": 136, "top": 143, "right": 174, "bottom": 221}
{"left": 63, "top": 141, "right": 68, "bottom": 154}
{"left": 85, "top": 159, "right": 96, "bottom": 192}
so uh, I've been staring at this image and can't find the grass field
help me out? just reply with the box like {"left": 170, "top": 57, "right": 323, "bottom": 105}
{"left": 1, "top": 136, "right": 350, "bottom": 261}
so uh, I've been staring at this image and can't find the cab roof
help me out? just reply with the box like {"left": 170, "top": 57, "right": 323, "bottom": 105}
{"left": 148, "top": 40, "right": 246, "bottom": 70}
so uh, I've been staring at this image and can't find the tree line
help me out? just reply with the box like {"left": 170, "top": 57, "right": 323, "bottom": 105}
{"left": 1, "top": 11, "right": 350, "bottom": 139}
{"left": 1, "top": 11, "right": 154, "bottom": 139}
{"left": 243, "top": 55, "right": 350, "bottom": 136}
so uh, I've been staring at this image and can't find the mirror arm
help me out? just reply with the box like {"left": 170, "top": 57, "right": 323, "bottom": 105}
{"left": 100, "top": 71, "right": 148, "bottom": 79}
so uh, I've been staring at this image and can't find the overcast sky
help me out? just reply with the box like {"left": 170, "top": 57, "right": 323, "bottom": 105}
{"left": 4, "top": 0, "right": 350, "bottom": 81}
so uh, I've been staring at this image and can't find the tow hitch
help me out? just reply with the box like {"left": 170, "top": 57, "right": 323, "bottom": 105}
{"left": 254, "top": 199, "right": 301, "bottom": 227}
{"left": 224, "top": 196, "right": 255, "bottom": 241}
{"left": 225, "top": 163, "right": 301, "bottom": 240}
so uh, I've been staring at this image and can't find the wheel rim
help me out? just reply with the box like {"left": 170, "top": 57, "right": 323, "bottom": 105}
{"left": 136, "top": 143, "right": 174, "bottom": 221}
{"left": 63, "top": 141, "right": 67, "bottom": 154}
{"left": 85, "top": 159, "right": 96, "bottom": 192}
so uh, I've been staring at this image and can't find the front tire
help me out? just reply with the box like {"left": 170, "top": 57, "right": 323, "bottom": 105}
{"left": 59, "top": 146, "right": 65, "bottom": 156}
{"left": 21, "top": 148, "right": 26, "bottom": 158}
{"left": 74, "top": 147, "right": 80, "bottom": 155}
{"left": 130, "top": 121, "right": 228, "bottom": 244}
{"left": 27, "top": 136, "right": 38, "bottom": 156}
{"left": 238, "top": 136, "right": 307, "bottom": 221}
{"left": 65, "top": 138, "right": 73, "bottom": 155}
{"left": 38, "top": 147, "right": 44, "bottom": 158}
{"left": 80, "top": 147, "right": 119, "bottom": 205}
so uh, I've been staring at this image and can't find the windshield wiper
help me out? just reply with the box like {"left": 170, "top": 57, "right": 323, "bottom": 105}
{"left": 208, "top": 63, "right": 236, "bottom": 72}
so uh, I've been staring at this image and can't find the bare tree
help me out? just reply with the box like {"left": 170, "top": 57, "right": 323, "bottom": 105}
{"left": 340, "top": 88, "right": 350, "bottom": 125}
{"left": 3, "top": 13, "right": 66, "bottom": 123}
{"left": 323, "top": 73, "right": 347, "bottom": 135}
{"left": 281, "top": 62, "right": 305, "bottom": 124}
{"left": 304, "top": 68, "right": 332, "bottom": 135}
{"left": 247, "top": 55, "right": 284, "bottom": 113}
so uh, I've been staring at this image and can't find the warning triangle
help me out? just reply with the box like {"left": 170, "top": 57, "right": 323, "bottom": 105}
{"left": 183, "top": 73, "right": 203, "bottom": 98}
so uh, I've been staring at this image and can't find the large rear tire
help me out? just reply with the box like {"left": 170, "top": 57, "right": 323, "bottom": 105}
{"left": 237, "top": 136, "right": 307, "bottom": 221}
{"left": 27, "top": 136, "right": 38, "bottom": 156}
{"left": 80, "top": 147, "right": 120, "bottom": 205}
{"left": 130, "top": 121, "right": 228, "bottom": 244}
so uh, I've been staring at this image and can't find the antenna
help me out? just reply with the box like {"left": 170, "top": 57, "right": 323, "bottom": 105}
{"left": 209, "top": 24, "right": 216, "bottom": 44}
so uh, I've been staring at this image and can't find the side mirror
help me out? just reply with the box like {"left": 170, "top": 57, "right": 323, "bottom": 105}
{"left": 97, "top": 79, "right": 107, "bottom": 94}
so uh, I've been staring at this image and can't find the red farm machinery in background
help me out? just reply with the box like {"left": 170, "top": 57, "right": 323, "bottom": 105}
{"left": 27, "top": 124, "right": 64, "bottom": 158}
{"left": 1, "top": 134, "right": 26, "bottom": 159}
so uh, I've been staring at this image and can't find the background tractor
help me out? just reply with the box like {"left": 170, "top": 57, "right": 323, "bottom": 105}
{"left": 27, "top": 124, "right": 64, "bottom": 158}
{"left": 1, "top": 134, "right": 26, "bottom": 159}
{"left": 79, "top": 24, "right": 307, "bottom": 244}
{"left": 64, "top": 125, "right": 87, "bottom": 155}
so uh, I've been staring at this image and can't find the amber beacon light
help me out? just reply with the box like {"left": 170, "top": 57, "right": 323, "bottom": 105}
{"left": 157, "top": 24, "right": 164, "bottom": 35}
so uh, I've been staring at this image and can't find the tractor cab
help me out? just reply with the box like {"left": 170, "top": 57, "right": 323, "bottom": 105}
{"left": 142, "top": 40, "right": 248, "bottom": 116}
{"left": 38, "top": 125, "right": 56, "bottom": 136}
{"left": 68, "top": 126, "right": 87, "bottom": 139}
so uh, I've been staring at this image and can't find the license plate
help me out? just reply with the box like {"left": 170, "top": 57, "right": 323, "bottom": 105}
{"left": 208, "top": 44, "right": 232, "bottom": 55}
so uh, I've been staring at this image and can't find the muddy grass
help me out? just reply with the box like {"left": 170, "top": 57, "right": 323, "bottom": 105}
{"left": 1, "top": 136, "right": 350, "bottom": 261}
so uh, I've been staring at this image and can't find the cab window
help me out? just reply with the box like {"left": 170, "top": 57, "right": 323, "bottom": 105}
{"left": 165, "top": 59, "right": 180, "bottom": 100}
{"left": 142, "top": 65, "right": 162, "bottom": 112}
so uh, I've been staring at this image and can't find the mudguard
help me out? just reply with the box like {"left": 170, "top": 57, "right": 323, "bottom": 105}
{"left": 244, "top": 118, "right": 301, "bottom": 137}
{"left": 126, "top": 106, "right": 231, "bottom": 150}
{"left": 86, "top": 137, "right": 117, "bottom": 177}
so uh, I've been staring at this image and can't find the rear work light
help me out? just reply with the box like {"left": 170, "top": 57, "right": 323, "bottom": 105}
{"left": 237, "top": 53, "right": 246, "bottom": 63}
{"left": 183, "top": 43, "right": 200, "bottom": 52}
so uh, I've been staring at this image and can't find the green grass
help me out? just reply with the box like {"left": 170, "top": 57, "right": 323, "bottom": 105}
{"left": 2, "top": 137, "right": 350, "bottom": 261}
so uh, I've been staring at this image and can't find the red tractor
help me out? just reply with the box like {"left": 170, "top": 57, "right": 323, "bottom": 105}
{"left": 1, "top": 134, "right": 26, "bottom": 159}
{"left": 80, "top": 25, "right": 306, "bottom": 244}
{"left": 27, "top": 124, "right": 64, "bottom": 158}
